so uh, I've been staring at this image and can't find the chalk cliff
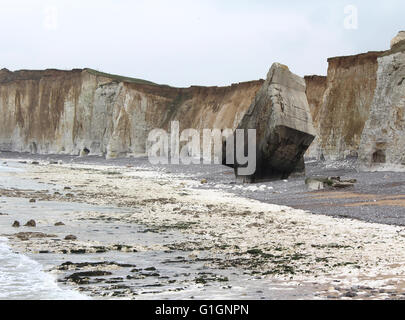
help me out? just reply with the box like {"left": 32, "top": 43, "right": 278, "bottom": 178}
{"left": 304, "top": 75, "right": 327, "bottom": 158}
{"left": 0, "top": 68, "right": 262, "bottom": 158}
{"left": 2, "top": 31, "right": 405, "bottom": 174}
{"left": 308, "top": 51, "right": 384, "bottom": 160}
{"left": 306, "top": 32, "right": 405, "bottom": 166}
{"left": 358, "top": 40, "right": 405, "bottom": 170}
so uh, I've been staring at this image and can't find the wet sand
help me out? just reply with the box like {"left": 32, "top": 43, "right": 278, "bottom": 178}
{"left": 1, "top": 152, "right": 405, "bottom": 300}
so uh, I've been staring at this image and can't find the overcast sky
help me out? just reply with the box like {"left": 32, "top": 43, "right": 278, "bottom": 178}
{"left": 0, "top": 0, "right": 403, "bottom": 87}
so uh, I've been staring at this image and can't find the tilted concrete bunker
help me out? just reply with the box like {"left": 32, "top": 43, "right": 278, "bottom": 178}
{"left": 231, "top": 63, "right": 316, "bottom": 182}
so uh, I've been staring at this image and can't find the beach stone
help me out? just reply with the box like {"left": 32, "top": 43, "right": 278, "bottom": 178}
{"left": 65, "top": 234, "right": 77, "bottom": 240}
{"left": 330, "top": 177, "right": 356, "bottom": 188}
{"left": 68, "top": 271, "right": 112, "bottom": 282}
{"left": 232, "top": 63, "right": 316, "bottom": 182}
{"left": 144, "top": 267, "right": 157, "bottom": 271}
{"left": 344, "top": 291, "right": 358, "bottom": 298}
{"left": 54, "top": 222, "right": 65, "bottom": 226}
{"left": 305, "top": 178, "right": 326, "bottom": 191}
{"left": 12, "top": 221, "right": 20, "bottom": 228}
{"left": 70, "top": 249, "right": 86, "bottom": 254}
{"left": 24, "top": 220, "right": 36, "bottom": 227}
{"left": 305, "top": 176, "right": 356, "bottom": 190}
{"left": 14, "top": 232, "right": 56, "bottom": 240}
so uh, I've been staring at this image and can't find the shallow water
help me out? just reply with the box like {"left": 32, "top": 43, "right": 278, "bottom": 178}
{"left": 0, "top": 160, "right": 317, "bottom": 300}
{"left": 0, "top": 237, "right": 88, "bottom": 300}
{"left": 0, "top": 164, "right": 87, "bottom": 299}
{"left": 0, "top": 195, "right": 316, "bottom": 300}
{"left": 0, "top": 163, "right": 61, "bottom": 191}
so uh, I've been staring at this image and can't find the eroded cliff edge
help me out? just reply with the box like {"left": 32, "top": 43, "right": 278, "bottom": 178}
{"left": 0, "top": 68, "right": 263, "bottom": 158}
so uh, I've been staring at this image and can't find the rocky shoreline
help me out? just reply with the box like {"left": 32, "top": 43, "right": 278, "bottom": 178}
{"left": 1, "top": 154, "right": 405, "bottom": 299}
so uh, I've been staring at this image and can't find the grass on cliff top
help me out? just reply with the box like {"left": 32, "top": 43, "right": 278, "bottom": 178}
{"left": 85, "top": 68, "right": 157, "bottom": 85}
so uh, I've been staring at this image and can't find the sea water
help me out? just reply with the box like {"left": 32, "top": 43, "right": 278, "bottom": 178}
{"left": 0, "top": 237, "right": 88, "bottom": 300}
{"left": 0, "top": 163, "right": 87, "bottom": 300}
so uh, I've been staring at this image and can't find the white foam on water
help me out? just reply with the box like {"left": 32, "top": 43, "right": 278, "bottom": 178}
{"left": 0, "top": 165, "right": 24, "bottom": 173}
{"left": 0, "top": 237, "right": 89, "bottom": 300}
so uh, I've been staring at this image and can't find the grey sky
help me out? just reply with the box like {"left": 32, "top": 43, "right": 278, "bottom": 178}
{"left": 0, "top": 0, "right": 403, "bottom": 87}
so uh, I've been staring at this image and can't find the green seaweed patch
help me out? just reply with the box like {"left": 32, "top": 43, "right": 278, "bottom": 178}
{"left": 246, "top": 248, "right": 264, "bottom": 255}
{"left": 263, "top": 265, "right": 296, "bottom": 276}
{"left": 195, "top": 274, "right": 229, "bottom": 285}
{"left": 333, "top": 262, "right": 361, "bottom": 269}
{"left": 158, "top": 221, "right": 198, "bottom": 231}
{"left": 294, "top": 242, "right": 306, "bottom": 247}
{"left": 311, "top": 243, "right": 352, "bottom": 249}
{"left": 104, "top": 171, "right": 122, "bottom": 175}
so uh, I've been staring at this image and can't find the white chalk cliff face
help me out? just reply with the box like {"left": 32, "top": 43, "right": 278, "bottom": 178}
{"left": 358, "top": 45, "right": 405, "bottom": 170}
{"left": 304, "top": 52, "right": 383, "bottom": 161}
{"left": 304, "top": 32, "right": 405, "bottom": 163}
{"left": 0, "top": 68, "right": 262, "bottom": 158}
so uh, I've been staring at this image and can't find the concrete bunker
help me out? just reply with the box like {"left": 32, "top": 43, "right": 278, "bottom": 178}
{"left": 228, "top": 63, "right": 316, "bottom": 183}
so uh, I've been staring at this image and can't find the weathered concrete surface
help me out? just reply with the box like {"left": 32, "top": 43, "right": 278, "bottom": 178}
{"left": 358, "top": 41, "right": 405, "bottom": 170}
{"left": 233, "top": 63, "right": 316, "bottom": 182}
{"left": 0, "top": 68, "right": 262, "bottom": 159}
{"left": 310, "top": 51, "right": 385, "bottom": 160}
